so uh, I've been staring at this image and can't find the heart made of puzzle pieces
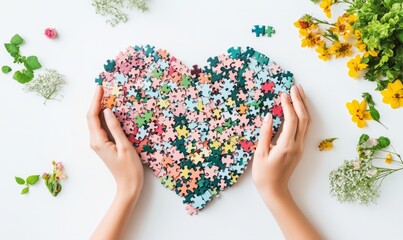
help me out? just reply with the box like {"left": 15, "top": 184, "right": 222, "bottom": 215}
{"left": 95, "top": 45, "right": 293, "bottom": 214}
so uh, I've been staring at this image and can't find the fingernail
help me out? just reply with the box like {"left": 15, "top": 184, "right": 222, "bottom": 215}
{"left": 104, "top": 108, "right": 114, "bottom": 119}
{"left": 291, "top": 85, "right": 297, "bottom": 94}
{"left": 297, "top": 84, "right": 304, "bottom": 94}
{"left": 281, "top": 93, "right": 290, "bottom": 101}
{"left": 263, "top": 113, "right": 272, "bottom": 123}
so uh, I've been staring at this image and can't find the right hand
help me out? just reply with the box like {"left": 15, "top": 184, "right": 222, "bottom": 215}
{"left": 252, "top": 85, "right": 310, "bottom": 201}
{"left": 87, "top": 86, "right": 144, "bottom": 196}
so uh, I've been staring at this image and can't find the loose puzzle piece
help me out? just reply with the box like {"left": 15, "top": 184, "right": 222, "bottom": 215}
{"left": 265, "top": 26, "right": 276, "bottom": 37}
{"left": 252, "top": 25, "right": 266, "bottom": 37}
{"left": 95, "top": 45, "right": 293, "bottom": 214}
{"left": 252, "top": 25, "right": 276, "bottom": 37}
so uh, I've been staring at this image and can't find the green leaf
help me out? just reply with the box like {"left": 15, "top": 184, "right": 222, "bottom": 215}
{"left": 10, "top": 34, "right": 24, "bottom": 45}
{"left": 24, "top": 56, "right": 42, "bottom": 71}
{"left": 21, "top": 187, "right": 29, "bottom": 194}
{"left": 26, "top": 175, "right": 40, "bottom": 185}
{"left": 377, "top": 136, "right": 391, "bottom": 148}
{"left": 362, "top": 92, "right": 375, "bottom": 107}
{"left": 369, "top": 106, "right": 380, "bottom": 121}
{"left": 24, "top": 69, "right": 34, "bottom": 80}
{"left": 4, "top": 43, "right": 19, "bottom": 55}
{"left": 375, "top": 80, "right": 389, "bottom": 91}
{"left": 358, "top": 134, "right": 369, "bottom": 145}
{"left": 13, "top": 70, "right": 32, "bottom": 84}
{"left": 397, "top": 30, "right": 403, "bottom": 43}
{"left": 1, "top": 66, "right": 12, "bottom": 74}
{"left": 15, "top": 177, "right": 25, "bottom": 185}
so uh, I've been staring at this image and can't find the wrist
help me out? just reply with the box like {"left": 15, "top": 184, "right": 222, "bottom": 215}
{"left": 259, "top": 186, "right": 292, "bottom": 210}
{"left": 116, "top": 182, "right": 143, "bottom": 202}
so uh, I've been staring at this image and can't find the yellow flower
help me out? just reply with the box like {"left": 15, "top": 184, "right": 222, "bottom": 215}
{"left": 355, "top": 40, "right": 367, "bottom": 52}
{"left": 300, "top": 28, "right": 323, "bottom": 48}
{"left": 329, "top": 42, "right": 353, "bottom": 58}
{"left": 346, "top": 100, "right": 372, "bottom": 128}
{"left": 348, "top": 14, "right": 358, "bottom": 23}
{"left": 354, "top": 30, "right": 362, "bottom": 40}
{"left": 320, "top": 0, "right": 332, "bottom": 18}
{"left": 385, "top": 153, "right": 393, "bottom": 165}
{"left": 294, "top": 19, "right": 313, "bottom": 30}
{"left": 347, "top": 55, "right": 368, "bottom": 79}
{"left": 316, "top": 45, "right": 331, "bottom": 61}
{"left": 330, "top": 15, "right": 354, "bottom": 39}
{"left": 319, "top": 138, "right": 337, "bottom": 151}
{"left": 364, "top": 50, "right": 378, "bottom": 58}
{"left": 381, "top": 79, "right": 403, "bottom": 109}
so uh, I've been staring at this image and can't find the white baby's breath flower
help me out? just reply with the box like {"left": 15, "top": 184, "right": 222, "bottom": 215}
{"left": 330, "top": 159, "right": 379, "bottom": 204}
{"left": 92, "top": 0, "right": 148, "bottom": 26}
{"left": 23, "top": 69, "right": 65, "bottom": 102}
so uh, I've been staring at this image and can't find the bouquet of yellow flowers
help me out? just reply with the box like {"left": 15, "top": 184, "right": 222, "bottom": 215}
{"left": 295, "top": 0, "right": 403, "bottom": 109}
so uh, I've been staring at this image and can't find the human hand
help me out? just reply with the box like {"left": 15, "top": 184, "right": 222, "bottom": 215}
{"left": 88, "top": 86, "right": 144, "bottom": 240}
{"left": 87, "top": 86, "right": 144, "bottom": 197}
{"left": 252, "top": 84, "right": 309, "bottom": 202}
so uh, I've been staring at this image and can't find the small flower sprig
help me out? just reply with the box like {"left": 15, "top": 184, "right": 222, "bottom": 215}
{"left": 319, "top": 138, "right": 337, "bottom": 151}
{"left": 42, "top": 161, "right": 67, "bottom": 197}
{"left": 23, "top": 69, "right": 66, "bottom": 103}
{"left": 15, "top": 175, "right": 40, "bottom": 194}
{"left": 346, "top": 92, "right": 387, "bottom": 129}
{"left": 330, "top": 134, "right": 403, "bottom": 204}
{"left": 92, "top": 0, "right": 148, "bottom": 27}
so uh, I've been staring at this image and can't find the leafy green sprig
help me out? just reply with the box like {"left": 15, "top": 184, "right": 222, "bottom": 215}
{"left": 15, "top": 175, "right": 40, "bottom": 194}
{"left": 3, "top": 34, "right": 42, "bottom": 83}
{"left": 347, "top": 0, "right": 403, "bottom": 90}
{"left": 362, "top": 92, "right": 387, "bottom": 129}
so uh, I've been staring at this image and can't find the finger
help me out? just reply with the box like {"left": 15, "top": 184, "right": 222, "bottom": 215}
{"left": 255, "top": 113, "right": 273, "bottom": 157}
{"left": 277, "top": 93, "right": 298, "bottom": 144}
{"left": 87, "top": 86, "right": 104, "bottom": 134}
{"left": 290, "top": 85, "right": 309, "bottom": 143}
{"left": 297, "top": 84, "right": 310, "bottom": 120}
{"left": 296, "top": 84, "right": 311, "bottom": 139}
{"left": 103, "top": 108, "right": 131, "bottom": 148}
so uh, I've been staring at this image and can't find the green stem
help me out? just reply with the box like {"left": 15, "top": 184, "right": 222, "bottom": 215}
{"left": 390, "top": 145, "right": 403, "bottom": 164}
{"left": 375, "top": 120, "right": 388, "bottom": 129}
{"left": 311, "top": 17, "right": 334, "bottom": 26}
{"left": 380, "top": 149, "right": 401, "bottom": 157}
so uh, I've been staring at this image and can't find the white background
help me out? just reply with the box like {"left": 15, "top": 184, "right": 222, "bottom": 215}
{"left": 1, "top": 0, "right": 403, "bottom": 239}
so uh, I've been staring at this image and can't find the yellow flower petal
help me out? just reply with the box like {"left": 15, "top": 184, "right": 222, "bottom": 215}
{"left": 381, "top": 80, "right": 403, "bottom": 109}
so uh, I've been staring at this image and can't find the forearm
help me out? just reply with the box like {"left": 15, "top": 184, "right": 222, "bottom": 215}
{"left": 91, "top": 189, "right": 141, "bottom": 240}
{"left": 263, "top": 190, "right": 322, "bottom": 240}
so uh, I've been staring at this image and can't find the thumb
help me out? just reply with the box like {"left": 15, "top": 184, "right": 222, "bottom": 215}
{"left": 103, "top": 108, "right": 130, "bottom": 147}
{"left": 255, "top": 113, "right": 273, "bottom": 157}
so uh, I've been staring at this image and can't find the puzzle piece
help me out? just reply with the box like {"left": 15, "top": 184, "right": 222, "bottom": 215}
{"left": 252, "top": 25, "right": 276, "bottom": 38}
{"left": 252, "top": 25, "right": 266, "bottom": 37}
{"left": 95, "top": 45, "right": 293, "bottom": 215}
{"left": 265, "top": 26, "right": 276, "bottom": 37}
